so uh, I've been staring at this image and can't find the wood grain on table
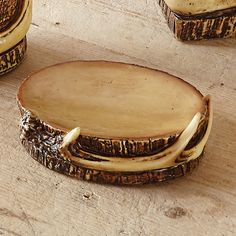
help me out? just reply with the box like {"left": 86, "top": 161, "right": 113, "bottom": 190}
{"left": 0, "top": 1, "right": 236, "bottom": 235}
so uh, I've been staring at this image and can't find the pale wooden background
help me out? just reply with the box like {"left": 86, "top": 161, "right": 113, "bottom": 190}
{"left": 0, "top": 1, "right": 236, "bottom": 235}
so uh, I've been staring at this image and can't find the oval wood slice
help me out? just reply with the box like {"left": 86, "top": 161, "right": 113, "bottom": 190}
{"left": 17, "top": 61, "right": 212, "bottom": 185}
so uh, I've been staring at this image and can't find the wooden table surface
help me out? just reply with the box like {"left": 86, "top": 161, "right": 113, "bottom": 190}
{"left": 0, "top": 1, "right": 236, "bottom": 235}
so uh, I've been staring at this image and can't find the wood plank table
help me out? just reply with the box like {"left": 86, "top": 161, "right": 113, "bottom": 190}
{"left": 0, "top": 1, "right": 235, "bottom": 235}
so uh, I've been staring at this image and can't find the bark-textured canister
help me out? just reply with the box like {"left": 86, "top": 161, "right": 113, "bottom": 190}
{"left": 0, "top": 0, "right": 32, "bottom": 75}
{"left": 159, "top": 0, "right": 236, "bottom": 41}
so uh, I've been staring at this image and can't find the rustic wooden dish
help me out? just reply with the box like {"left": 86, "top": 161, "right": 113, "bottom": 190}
{"left": 0, "top": 0, "right": 32, "bottom": 75}
{"left": 17, "top": 61, "right": 213, "bottom": 185}
{"left": 159, "top": 0, "right": 236, "bottom": 41}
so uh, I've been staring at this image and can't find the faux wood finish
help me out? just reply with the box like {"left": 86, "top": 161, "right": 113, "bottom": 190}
{"left": 18, "top": 109, "right": 205, "bottom": 185}
{"left": 0, "top": 0, "right": 24, "bottom": 32}
{"left": 0, "top": 0, "right": 31, "bottom": 75}
{"left": 0, "top": 37, "right": 27, "bottom": 75}
{"left": 159, "top": 0, "right": 236, "bottom": 40}
{"left": 0, "top": 1, "right": 235, "bottom": 235}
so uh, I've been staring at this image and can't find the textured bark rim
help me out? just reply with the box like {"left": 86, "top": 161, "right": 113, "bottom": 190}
{"left": 21, "top": 132, "right": 204, "bottom": 185}
{"left": 0, "top": 37, "right": 27, "bottom": 76}
{"left": 19, "top": 109, "right": 205, "bottom": 185}
{"left": 158, "top": 0, "right": 236, "bottom": 41}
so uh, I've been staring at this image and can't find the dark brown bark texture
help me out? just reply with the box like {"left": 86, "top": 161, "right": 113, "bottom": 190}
{"left": 76, "top": 134, "right": 178, "bottom": 157}
{"left": 19, "top": 110, "right": 204, "bottom": 185}
{"left": 159, "top": 0, "right": 236, "bottom": 41}
{"left": 0, "top": 0, "right": 24, "bottom": 33}
{"left": 0, "top": 37, "right": 27, "bottom": 76}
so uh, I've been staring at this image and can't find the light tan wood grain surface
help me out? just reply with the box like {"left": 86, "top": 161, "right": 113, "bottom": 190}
{"left": 0, "top": 1, "right": 236, "bottom": 235}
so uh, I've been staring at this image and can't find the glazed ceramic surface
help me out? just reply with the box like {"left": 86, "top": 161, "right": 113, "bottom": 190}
{"left": 17, "top": 61, "right": 213, "bottom": 185}
{"left": 159, "top": 0, "right": 236, "bottom": 40}
{"left": 0, "top": 0, "right": 32, "bottom": 75}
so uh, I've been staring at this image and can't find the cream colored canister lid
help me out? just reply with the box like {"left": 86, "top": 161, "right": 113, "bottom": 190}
{"left": 164, "top": 0, "right": 236, "bottom": 15}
